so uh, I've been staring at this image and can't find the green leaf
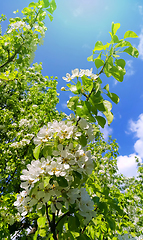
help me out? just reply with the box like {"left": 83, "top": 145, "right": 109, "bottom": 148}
{"left": 57, "top": 176, "right": 68, "bottom": 187}
{"left": 68, "top": 215, "right": 80, "bottom": 231}
{"left": 103, "top": 111, "right": 113, "bottom": 125}
{"left": 43, "top": 0, "right": 50, "bottom": 8}
{"left": 115, "top": 59, "right": 126, "bottom": 69}
{"left": 107, "top": 92, "right": 119, "bottom": 104}
{"left": 111, "top": 22, "right": 120, "bottom": 35}
{"left": 33, "top": 144, "right": 41, "bottom": 160}
{"left": 44, "top": 176, "right": 50, "bottom": 187}
{"left": 131, "top": 232, "right": 136, "bottom": 237}
{"left": 109, "top": 66, "right": 125, "bottom": 82}
{"left": 94, "top": 41, "right": 104, "bottom": 51}
{"left": 57, "top": 215, "right": 67, "bottom": 233}
{"left": 82, "top": 75, "right": 93, "bottom": 92}
{"left": 29, "top": 2, "right": 37, "bottom": 8}
{"left": 72, "top": 171, "right": 82, "bottom": 187}
{"left": 94, "top": 59, "right": 104, "bottom": 69}
{"left": 106, "top": 217, "right": 116, "bottom": 230}
{"left": 76, "top": 101, "right": 95, "bottom": 122}
{"left": 123, "top": 46, "right": 139, "bottom": 58}
{"left": 76, "top": 81, "right": 82, "bottom": 93}
{"left": 96, "top": 116, "right": 106, "bottom": 128}
{"left": 103, "top": 84, "right": 109, "bottom": 92}
{"left": 43, "top": 145, "right": 52, "bottom": 158}
{"left": 103, "top": 100, "right": 112, "bottom": 112}
{"left": 77, "top": 234, "right": 91, "bottom": 240}
{"left": 67, "top": 96, "right": 79, "bottom": 111}
{"left": 39, "top": 228, "right": 46, "bottom": 237}
{"left": 33, "top": 230, "right": 39, "bottom": 240}
{"left": 37, "top": 216, "right": 46, "bottom": 228}
{"left": 124, "top": 30, "right": 138, "bottom": 39}
{"left": 47, "top": 0, "right": 56, "bottom": 14}
{"left": 112, "top": 35, "right": 119, "bottom": 43}
{"left": 87, "top": 55, "right": 93, "bottom": 61}
{"left": 48, "top": 14, "right": 54, "bottom": 21}
{"left": 79, "top": 135, "right": 87, "bottom": 147}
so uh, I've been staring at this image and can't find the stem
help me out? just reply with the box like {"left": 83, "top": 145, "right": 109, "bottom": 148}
{"left": 55, "top": 211, "right": 70, "bottom": 227}
{"left": 45, "top": 203, "right": 57, "bottom": 240}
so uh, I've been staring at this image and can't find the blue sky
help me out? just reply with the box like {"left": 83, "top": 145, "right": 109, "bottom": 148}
{"left": 1, "top": 0, "right": 143, "bottom": 177}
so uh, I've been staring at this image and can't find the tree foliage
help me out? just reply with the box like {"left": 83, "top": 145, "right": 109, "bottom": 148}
{"left": 0, "top": 1, "right": 142, "bottom": 240}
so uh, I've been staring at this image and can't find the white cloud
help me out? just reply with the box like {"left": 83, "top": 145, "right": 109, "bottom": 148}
{"left": 129, "top": 113, "right": 143, "bottom": 158}
{"left": 117, "top": 154, "right": 141, "bottom": 177}
{"left": 128, "top": 113, "right": 143, "bottom": 158}
{"left": 100, "top": 123, "right": 112, "bottom": 141}
{"left": 138, "top": 28, "right": 143, "bottom": 60}
{"left": 61, "top": 103, "right": 67, "bottom": 109}
{"left": 129, "top": 113, "right": 143, "bottom": 140}
{"left": 73, "top": 7, "right": 83, "bottom": 17}
{"left": 126, "top": 60, "right": 135, "bottom": 76}
{"left": 138, "top": 5, "right": 143, "bottom": 15}
{"left": 134, "top": 139, "right": 143, "bottom": 158}
{"left": 82, "top": 43, "right": 91, "bottom": 50}
{"left": 117, "top": 113, "right": 143, "bottom": 177}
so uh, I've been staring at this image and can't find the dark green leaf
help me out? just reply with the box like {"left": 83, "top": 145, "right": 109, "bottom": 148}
{"left": 68, "top": 215, "right": 80, "bottom": 231}
{"left": 79, "top": 135, "right": 87, "bottom": 147}
{"left": 96, "top": 116, "right": 106, "bottom": 128}
{"left": 57, "top": 176, "right": 68, "bottom": 187}
{"left": 106, "top": 217, "right": 116, "bottom": 230}
{"left": 57, "top": 215, "right": 67, "bottom": 233}
{"left": 77, "top": 234, "right": 91, "bottom": 240}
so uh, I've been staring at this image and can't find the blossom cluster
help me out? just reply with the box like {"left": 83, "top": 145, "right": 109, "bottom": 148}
{"left": 62, "top": 68, "right": 98, "bottom": 82}
{"left": 7, "top": 21, "right": 30, "bottom": 34}
{"left": 14, "top": 118, "right": 95, "bottom": 224}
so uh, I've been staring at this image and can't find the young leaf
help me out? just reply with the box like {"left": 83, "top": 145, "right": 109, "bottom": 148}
{"left": 48, "top": 14, "right": 53, "bottom": 21}
{"left": 124, "top": 30, "right": 138, "bottom": 39}
{"left": 111, "top": 22, "right": 120, "bottom": 35}
{"left": 103, "top": 100, "right": 112, "bottom": 112}
{"left": 94, "top": 41, "right": 104, "bottom": 51}
{"left": 87, "top": 55, "right": 93, "bottom": 61}
{"left": 103, "top": 111, "right": 113, "bottom": 125}
{"left": 37, "top": 216, "right": 46, "bottom": 228}
{"left": 33, "top": 144, "right": 41, "bottom": 160}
